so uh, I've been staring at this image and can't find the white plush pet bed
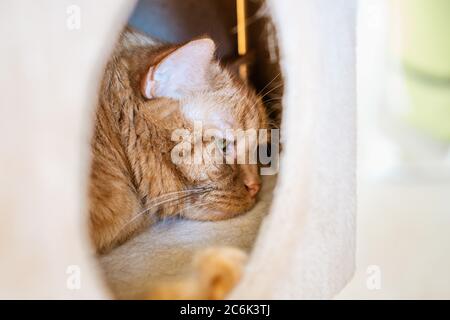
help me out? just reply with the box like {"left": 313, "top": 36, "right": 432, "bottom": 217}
{"left": 0, "top": 0, "right": 356, "bottom": 299}
{"left": 101, "top": 176, "right": 277, "bottom": 299}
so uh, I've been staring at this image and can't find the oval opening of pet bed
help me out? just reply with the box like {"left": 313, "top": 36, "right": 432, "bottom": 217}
{"left": 98, "top": 0, "right": 356, "bottom": 300}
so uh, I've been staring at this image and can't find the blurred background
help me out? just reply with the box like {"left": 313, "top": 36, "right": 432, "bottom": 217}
{"left": 337, "top": 0, "right": 450, "bottom": 299}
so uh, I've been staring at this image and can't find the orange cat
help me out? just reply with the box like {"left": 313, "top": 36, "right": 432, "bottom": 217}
{"left": 89, "top": 28, "right": 268, "bottom": 298}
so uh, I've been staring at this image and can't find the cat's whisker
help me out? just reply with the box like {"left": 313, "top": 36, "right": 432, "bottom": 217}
{"left": 112, "top": 194, "right": 193, "bottom": 239}
{"left": 251, "top": 82, "right": 285, "bottom": 111}
{"left": 144, "top": 187, "right": 211, "bottom": 206}
{"left": 145, "top": 186, "right": 214, "bottom": 213}
{"left": 256, "top": 72, "right": 281, "bottom": 97}
{"left": 264, "top": 97, "right": 283, "bottom": 104}
{"left": 149, "top": 193, "right": 199, "bottom": 210}
{"left": 179, "top": 202, "right": 211, "bottom": 215}
{"left": 259, "top": 82, "right": 284, "bottom": 101}
{"left": 268, "top": 123, "right": 280, "bottom": 130}
{"left": 111, "top": 187, "right": 215, "bottom": 242}
{"left": 138, "top": 192, "right": 199, "bottom": 217}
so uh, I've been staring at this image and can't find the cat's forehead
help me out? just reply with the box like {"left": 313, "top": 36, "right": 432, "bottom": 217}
{"left": 181, "top": 94, "right": 234, "bottom": 130}
{"left": 180, "top": 88, "right": 264, "bottom": 132}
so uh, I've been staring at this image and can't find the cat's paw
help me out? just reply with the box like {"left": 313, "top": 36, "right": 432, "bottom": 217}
{"left": 147, "top": 246, "right": 247, "bottom": 300}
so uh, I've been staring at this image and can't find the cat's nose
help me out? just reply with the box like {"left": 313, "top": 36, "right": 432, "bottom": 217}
{"left": 245, "top": 181, "right": 261, "bottom": 198}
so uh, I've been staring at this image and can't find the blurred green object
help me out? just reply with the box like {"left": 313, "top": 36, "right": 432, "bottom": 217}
{"left": 395, "top": 0, "right": 450, "bottom": 141}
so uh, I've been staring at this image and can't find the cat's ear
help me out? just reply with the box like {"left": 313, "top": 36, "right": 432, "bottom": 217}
{"left": 141, "top": 38, "right": 215, "bottom": 100}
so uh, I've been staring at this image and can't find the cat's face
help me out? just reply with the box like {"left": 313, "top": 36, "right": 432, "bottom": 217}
{"left": 174, "top": 87, "right": 267, "bottom": 220}
{"left": 141, "top": 38, "right": 268, "bottom": 220}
